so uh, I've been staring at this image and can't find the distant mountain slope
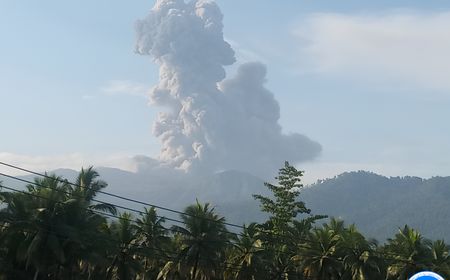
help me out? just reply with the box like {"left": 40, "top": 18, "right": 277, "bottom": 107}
{"left": 3, "top": 168, "right": 449, "bottom": 240}
{"left": 302, "top": 171, "right": 450, "bottom": 240}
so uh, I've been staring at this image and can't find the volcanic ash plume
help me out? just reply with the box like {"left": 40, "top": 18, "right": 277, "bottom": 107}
{"left": 135, "top": 0, "right": 321, "bottom": 177}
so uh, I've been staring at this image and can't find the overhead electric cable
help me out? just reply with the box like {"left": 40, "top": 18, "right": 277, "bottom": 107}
{"left": 0, "top": 161, "right": 247, "bottom": 230}
{"left": 0, "top": 181, "right": 417, "bottom": 265}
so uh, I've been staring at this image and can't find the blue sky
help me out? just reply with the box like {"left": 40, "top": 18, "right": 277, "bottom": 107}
{"left": 1, "top": 0, "right": 450, "bottom": 183}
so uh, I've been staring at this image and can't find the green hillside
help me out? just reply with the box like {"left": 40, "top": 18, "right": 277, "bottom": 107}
{"left": 302, "top": 171, "right": 450, "bottom": 240}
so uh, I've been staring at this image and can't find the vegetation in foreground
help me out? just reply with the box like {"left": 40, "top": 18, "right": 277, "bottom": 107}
{"left": 1, "top": 163, "right": 449, "bottom": 280}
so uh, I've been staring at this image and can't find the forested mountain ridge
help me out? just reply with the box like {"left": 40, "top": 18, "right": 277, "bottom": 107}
{"left": 302, "top": 171, "right": 450, "bottom": 240}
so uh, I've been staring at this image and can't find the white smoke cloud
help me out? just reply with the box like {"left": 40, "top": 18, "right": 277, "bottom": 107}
{"left": 135, "top": 0, "right": 321, "bottom": 177}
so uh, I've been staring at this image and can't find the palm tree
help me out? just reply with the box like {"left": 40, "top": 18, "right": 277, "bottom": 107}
{"left": 106, "top": 212, "right": 142, "bottom": 280}
{"left": 294, "top": 227, "right": 342, "bottom": 280}
{"left": 0, "top": 169, "right": 115, "bottom": 280}
{"left": 134, "top": 207, "right": 170, "bottom": 280}
{"left": 166, "top": 201, "right": 230, "bottom": 280}
{"left": 339, "top": 225, "right": 384, "bottom": 280}
{"left": 0, "top": 187, "right": 37, "bottom": 279}
{"left": 225, "top": 223, "right": 265, "bottom": 280}
{"left": 49, "top": 167, "right": 117, "bottom": 279}
{"left": 15, "top": 175, "right": 72, "bottom": 280}
{"left": 429, "top": 240, "right": 450, "bottom": 278}
{"left": 323, "top": 218, "right": 345, "bottom": 236}
{"left": 72, "top": 166, "right": 117, "bottom": 215}
{"left": 384, "top": 225, "right": 432, "bottom": 280}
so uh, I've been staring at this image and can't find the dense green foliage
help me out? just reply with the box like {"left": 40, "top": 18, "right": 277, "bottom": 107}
{"left": 1, "top": 163, "right": 449, "bottom": 279}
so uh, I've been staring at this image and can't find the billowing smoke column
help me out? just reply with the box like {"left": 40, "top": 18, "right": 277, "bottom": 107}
{"left": 135, "top": 0, "right": 321, "bottom": 177}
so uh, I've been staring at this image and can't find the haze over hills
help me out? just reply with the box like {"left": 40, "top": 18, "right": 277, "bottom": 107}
{"left": 3, "top": 167, "right": 448, "bottom": 241}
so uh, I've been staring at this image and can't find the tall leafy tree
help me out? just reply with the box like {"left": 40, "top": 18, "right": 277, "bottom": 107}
{"left": 253, "top": 162, "right": 316, "bottom": 234}
{"left": 253, "top": 162, "right": 326, "bottom": 279}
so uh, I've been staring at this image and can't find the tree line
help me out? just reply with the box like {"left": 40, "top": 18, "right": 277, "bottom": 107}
{"left": 0, "top": 162, "right": 449, "bottom": 279}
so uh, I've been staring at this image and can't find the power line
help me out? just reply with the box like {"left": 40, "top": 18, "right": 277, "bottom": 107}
{"left": 0, "top": 171, "right": 261, "bottom": 248}
{"left": 0, "top": 162, "right": 324, "bottom": 245}
{"left": 0, "top": 179, "right": 302, "bottom": 268}
{"left": 0, "top": 161, "right": 247, "bottom": 230}
{"left": 0, "top": 182, "right": 420, "bottom": 265}
{"left": 0, "top": 171, "right": 341, "bottom": 256}
{"left": 0, "top": 171, "right": 186, "bottom": 226}
{"left": 0, "top": 203, "right": 249, "bottom": 275}
{"left": 0, "top": 161, "right": 331, "bottom": 243}
{"left": 0, "top": 182, "right": 237, "bottom": 246}
{"left": 0, "top": 162, "right": 434, "bottom": 264}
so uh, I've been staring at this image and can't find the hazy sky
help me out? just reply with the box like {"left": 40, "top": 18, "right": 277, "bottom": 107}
{"left": 1, "top": 0, "right": 450, "bottom": 183}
